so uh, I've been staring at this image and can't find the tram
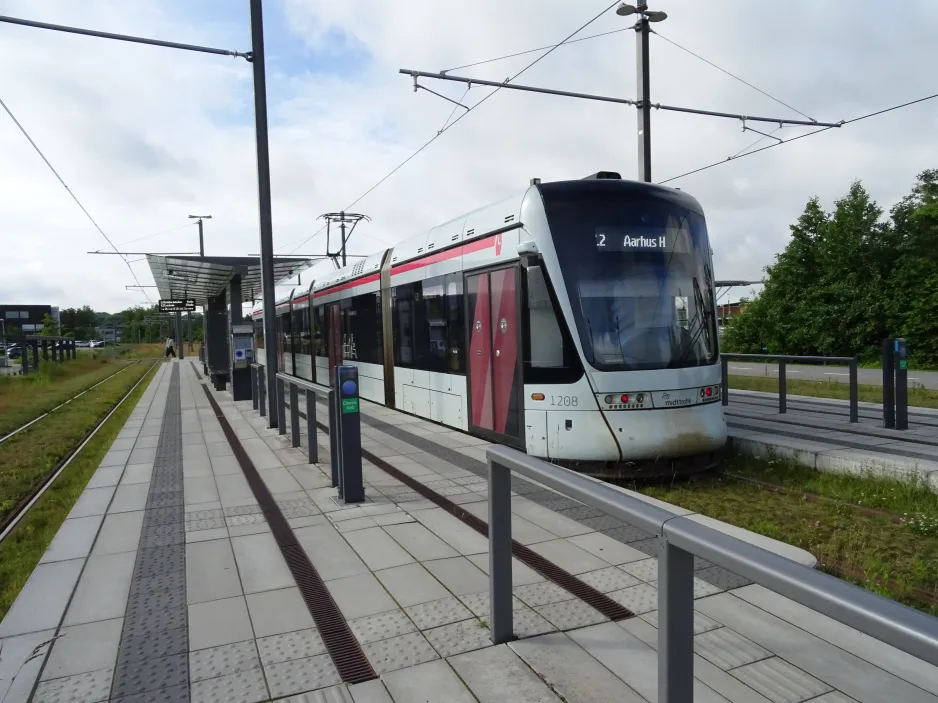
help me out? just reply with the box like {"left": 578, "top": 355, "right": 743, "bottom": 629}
{"left": 253, "top": 172, "right": 727, "bottom": 477}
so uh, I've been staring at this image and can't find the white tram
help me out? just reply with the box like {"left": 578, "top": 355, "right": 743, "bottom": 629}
{"left": 253, "top": 172, "right": 727, "bottom": 477}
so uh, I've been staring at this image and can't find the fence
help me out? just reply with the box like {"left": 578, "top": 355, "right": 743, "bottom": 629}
{"left": 721, "top": 353, "right": 859, "bottom": 422}
{"left": 486, "top": 444, "right": 938, "bottom": 703}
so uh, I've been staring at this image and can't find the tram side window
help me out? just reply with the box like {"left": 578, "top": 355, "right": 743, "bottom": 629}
{"left": 253, "top": 317, "right": 264, "bottom": 349}
{"left": 392, "top": 277, "right": 465, "bottom": 374}
{"left": 313, "top": 306, "right": 328, "bottom": 357}
{"left": 523, "top": 265, "right": 583, "bottom": 384}
{"left": 278, "top": 311, "right": 292, "bottom": 354}
{"left": 294, "top": 308, "right": 311, "bottom": 356}
{"left": 339, "top": 293, "right": 383, "bottom": 365}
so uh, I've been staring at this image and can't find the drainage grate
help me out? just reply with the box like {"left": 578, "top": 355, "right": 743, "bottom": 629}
{"left": 313, "top": 419, "right": 634, "bottom": 623}
{"left": 199, "top": 384, "right": 377, "bottom": 684}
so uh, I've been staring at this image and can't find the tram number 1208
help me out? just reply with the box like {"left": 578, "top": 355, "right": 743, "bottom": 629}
{"left": 550, "top": 395, "right": 578, "bottom": 407}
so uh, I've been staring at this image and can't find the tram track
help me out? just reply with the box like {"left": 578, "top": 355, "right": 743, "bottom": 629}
{"left": 0, "top": 360, "right": 140, "bottom": 446}
{"left": 0, "top": 360, "right": 160, "bottom": 544}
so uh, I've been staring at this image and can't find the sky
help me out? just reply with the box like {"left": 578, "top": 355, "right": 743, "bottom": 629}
{"left": 0, "top": 0, "right": 936, "bottom": 313}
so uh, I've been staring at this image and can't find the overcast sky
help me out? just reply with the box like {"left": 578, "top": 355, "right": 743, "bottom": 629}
{"left": 1, "top": 0, "right": 936, "bottom": 313}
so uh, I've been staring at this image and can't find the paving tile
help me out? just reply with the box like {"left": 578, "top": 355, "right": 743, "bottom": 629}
{"left": 343, "top": 526, "right": 415, "bottom": 571}
{"left": 86, "top": 465, "right": 124, "bottom": 489}
{"left": 731, "top": 658, "right": 833, "bottom": 703}
{"left": 265, "top": 654, "right": 341, "bottom": 699}
{"left": 424, "top": 617, "right": 492, "bottom": 657}
{"left": 110, "top": 482, "right": 151, "bottom": 513}
{"left": 245, "top": 587, "right": 316, "bottom": 637}
{"left": 533, "top": 599, "right": 607, "bottom": 631}
{"left": 621, "top": 557, "right": 658, "bottom": 582}
{"left": 568, "top": 531, "right": 649, "bottom": 565}
{"left": 68, "top": 486, "right": 117, "bottom": 518}
{"left": 189, "top": 640, "right": 260, "bottom": 683}
{"left": 64, "top": 551, "right": 136, "bottom": 626}
{"left": 32, "top": 668, "right": 113, "bottom": 703}
{"left": 459, "top": 592, "right": 527, "bottom": 619}
{"left": 509, "top": 499, "right": 593, "bottom": 538}
{"left": 230, "top": 532, "right": 294, "bottom": 594}
{"left": 408, "top": 508, "right": 489, "bottom": 555}
{"left": 405, "top": 596, "right": 474, "bottom": 630}
{"left": 256, "top": 628, "right": 327, "bottom": 666}
{"left": 510, "top": 631, "right": 648, "bottom": 702}
{"left": 448, "top": 643, "right": 559, "bottom": 702}
{"left": 117, "top": 627, "right": 188, "bottom": 664}
{"left": 325, "top": 572, "right": 396, "bottom": 620}
{"left": 121, "top": 463, "right": 154, "bottom": 485}
{"left": 696, "top": 565, "right": 752, "bottom": 591}
{"left": 374, "top": 563, "right": 449, "bottom": 607}
{"left": 381, "top": 659, "right": 476, "bottom": 703}
{"left": 186, "top": 538, "right": 242, "bottom": 604}
{"left": 294, "top": 524, "right": 369, "bottom": 581}
{"left": 576, "top": 566, "right": 641, "bottom": 593}
{"left": 334, "top": 516, "right": 377, "bottom": 533}
{"left": 362, "top": 631, "right": 438, "bottom": 674}
{"left": 184, "top": 477, "right": 220, "bottom": 505}
{"left": 422, "top": 556, "right": 488, "bottom": 595}
{"left": 0, "top": 559, "right": 84, "bottom": 637}
{"left": 209, "top": 455, "right": 242, "bottom": 475}
{"left": 608, "top": 583, "right": 659, "bottom": 615}
{"left": 695, "top": 627, "right": 773, "bottom": 670}
{"left": 382, "top": 522, "right": 459, "bottom": 561}
{"left": 527, "top": 538, "right": 610, "bottom": 574}
{"left": 188, "top": 596, "right": 255, "bottom": 651}
{"left": 511, "top": 606, "right": 557, "bottom": 639}
{"left": 42, "top": 617, "right": 123, "bottom": 680}
{"left": 111, "top": 652, "right": 189, "bottom": 698}
{"left": 39, "top": 515, "right": 104, "bottom": 564}
{"left": 513, "top": 581, "right": 574, "bottom": 608}
{"left": 101, "top": 448, "right": 133, "bottom": 467}
{"left": 191, "top": 665, "right": 270, "bottom": 703}
{"left": 465, "top": 553, "right": 546, "bottom": 587}
{"left": 602, "top": 524, "right": 655, "bottom": 544}
{"left": 349, "top": 609, "right": 416, "bottom": 645}
{"left": 0, "top": 629, "right": 56, "bottom": 702}
{"left": 640, "top": 609, "right": 721, "bottom": 635}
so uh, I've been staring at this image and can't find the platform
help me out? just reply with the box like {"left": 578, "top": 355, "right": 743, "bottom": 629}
{"left": 2, "top": 359, "right": 937, "bottom": 702}
{"left": 726, "top": 389, "right": 938, "bottom": 488}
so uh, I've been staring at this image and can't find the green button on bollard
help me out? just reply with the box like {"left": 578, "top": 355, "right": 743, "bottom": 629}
{"left": 342, "top": 397, "right": 359, "bottom": 414}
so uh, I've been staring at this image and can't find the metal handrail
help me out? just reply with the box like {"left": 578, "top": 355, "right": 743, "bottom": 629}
{"left": 485, "top": 445, "right": 938, "bottom": 703}
{"left": 720, "top": 353, "right": 859, "bottom": 422}
{"left": 271, "top": 370, "right": 335, "bottom": 472}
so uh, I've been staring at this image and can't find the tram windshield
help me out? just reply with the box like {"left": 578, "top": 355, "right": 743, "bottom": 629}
{"left": 541, "top": 183, "right": 718, "bottom": 371}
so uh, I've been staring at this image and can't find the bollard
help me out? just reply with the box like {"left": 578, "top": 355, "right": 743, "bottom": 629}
{"left": 336, "top": 365, "right": 364, "bottom": 503}
{"left": 276, "top": 377, "right": 286, "bottom": 436}
{"left": 658, "top": 539, "right": 695, "bottom": 703}
{"left": 251, "top": 366, "right": 259, "bottom": 411}
{"left": 289, "top": 382, "right": 300, "bottom": 448}
{"left": 849, "top": 358, "right": 859, "bottom": 423}
{"left": 882, "top": 338, "right": 895, "bottom": 428}
{"left": 778, "top": 359, "right": 787, "bottom": 414}
{"left": 259, "top": 372, "right": 267, "bottom": 417}
{"left": 721, "top": 356, "right": 729, "bottom": 407}
{"left": 895, "top": 338, "right": 908, "bottom": 431}
{"left": 305, "top": 388, "right": 318, "bottom": 464}
{"left": 329, "top": 382, "right": 340, "bottom": 488}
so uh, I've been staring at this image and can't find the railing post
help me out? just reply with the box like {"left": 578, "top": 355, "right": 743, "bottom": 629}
{"left": 306, "top": 388, "right": 318, "bottom": 464}
{"left": 289, "top": 382, "right": 300, "bottom": 448}
{"left": 251, "top": 366, "right": 259, "bottom": 410}
{"left": 721, "top": 356, "right": 729, "bottom": 407}
{"left": 895, "top": 338, "right": 908, "bottom": 431}
{"left": 276, "top": 376, "right": 286, "bottom": 435}
{"left": 883, "top": 338, "right": 895, "bottom": 429}
{"left": 328, "top": 387, "right": 339, "bottom": 488}
{"left": 259, "top": 369, "right": 267, "bottom": 417}
{"left": 778, "top": 359, "right": 787, "bottom": 414}
{"left": 849, "top": 358, "right": 858, "bottom": 423}
{"left": 658, "top": 538, "right": 695, "bottom": 703}
{"left": 488, "top": 457, "right": 514, "bottom": 645}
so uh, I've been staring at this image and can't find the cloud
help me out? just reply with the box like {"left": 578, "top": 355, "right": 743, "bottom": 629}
{"left": 0, "top": 0, "right": 936, "bottom": 314}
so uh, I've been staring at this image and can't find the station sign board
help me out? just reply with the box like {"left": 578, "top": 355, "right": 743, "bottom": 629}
{"left": 159, "top": 298, "right": 196, "bottom": 312}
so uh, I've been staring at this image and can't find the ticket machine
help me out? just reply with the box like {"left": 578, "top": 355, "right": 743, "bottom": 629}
{"left": 230, "top": 324, "right": 254, "bottom": 401}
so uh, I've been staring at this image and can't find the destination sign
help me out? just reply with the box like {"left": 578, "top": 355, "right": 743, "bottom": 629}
{"left": 594, "top": 227, "right": 690, "bottom": 253}
{"left": 159, "top": 298, "right": 196, "bottom": 312}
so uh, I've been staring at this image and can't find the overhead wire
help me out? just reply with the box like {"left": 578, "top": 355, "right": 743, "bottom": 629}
{"left": 0, "top": 95, "right": 153, "bottom": 301}
{"left": 113, "top": 222, "right": 194, "bottom": 247}
{"left": 658, "top": 91, "right": 938, "bottom": 185}
{"left": 650, "top": 29, "right": 814, "bottom": 122}
{"left": 285, "top": 0, "right": 623, "bottom": 257}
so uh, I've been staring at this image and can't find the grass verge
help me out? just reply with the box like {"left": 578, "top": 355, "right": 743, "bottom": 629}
{"left": 0, "top": 357, "right": 141, "bottom": 437}
{"left": 0, "top": 361, "right": 160, "bottom": 621}
{"left": 633, "top": 452, "right": 938, "bottom": 615}
{"left": 728, "top": 374, "right": 938, "bottom": 410}
{"left": 0, "top": 361, "right": 157, "bottom": 526}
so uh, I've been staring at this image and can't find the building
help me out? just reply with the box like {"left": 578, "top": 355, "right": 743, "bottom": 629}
{"left": 717, "top": 301, "right": 747, "bottom": 325}
{"left": 0, "top": 304, "right": 59, "bottom": 333}
{"left": 95, "top": 324, "right": 124, "bottom": 343}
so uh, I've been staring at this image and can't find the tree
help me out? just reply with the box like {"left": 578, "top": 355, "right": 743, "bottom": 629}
{"left": 39, "top": 313, "right": 58, "bottom": 336}
{"left": 723, "top": 170, "right": 938, "bottom": 366}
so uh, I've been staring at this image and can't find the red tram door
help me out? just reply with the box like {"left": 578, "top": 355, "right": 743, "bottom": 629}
{"left": 466, "top": 267, "right": 522, "bottom": 443}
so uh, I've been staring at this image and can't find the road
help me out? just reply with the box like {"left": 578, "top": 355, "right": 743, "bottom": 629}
{"left": 725, "top": 361, "right": 938, "bottom": 389}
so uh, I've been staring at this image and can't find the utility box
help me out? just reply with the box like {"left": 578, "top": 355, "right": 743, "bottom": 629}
{"left": 230, "top": 324, "right": 254, "bottom": 401}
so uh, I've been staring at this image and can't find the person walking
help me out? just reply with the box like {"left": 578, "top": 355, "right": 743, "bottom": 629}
{"left": 165, "top": 337, "right": 176, "bottom": 358}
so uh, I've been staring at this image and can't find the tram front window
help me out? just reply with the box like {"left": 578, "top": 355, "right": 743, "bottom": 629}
{"left": 541, "top": 183, "right": 718, "bottom": 371}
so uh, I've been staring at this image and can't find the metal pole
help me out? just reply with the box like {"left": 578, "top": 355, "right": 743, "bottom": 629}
{"left": 635, "top": 3, "right": 652, "bottom": 182}
{"left": 895, "top": 339, "right": 908, "bottom": 431}
{"left": 277, "top": 376, "right": 286, "bottom": 435}
{"left": 175, "top": 311, "right": 184, "bottom": 359}
{"left": 290, "top": 382, "right": 300, "bottom": 447}
{"left": 249, "top": 0, "right": 279, "bottom": 429}
{"left": 488, "top": 458, "right": 514, "bottom": 645}
{"left": 882, "top": 338, "right": 895, "bottom": 428}
{"left": 721, "top": 356, "right": 729, "bottom": 406}
{"left": 658, "top": 539, "right": 695, "bottom": 703}
{"left": 259, "top": 369, "right": 267, "bottom": 417}
{"left": 198, "top": 218, "right": 204, "bottom": 257}
{"left": 778, "top": 359, "right": 787, "bottom": 414}
{"left": 251, "top": 366, "right": 259, "bottom": 410}
{"left": 849, "top": 358, "right": 859, "bottom": 423}
{"left": 340, "top": 214, "right": 347, "bottom": 267}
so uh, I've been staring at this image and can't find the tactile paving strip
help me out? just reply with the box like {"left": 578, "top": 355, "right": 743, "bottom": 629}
{"left": 110, "top": 365, "right": 191, "bottom": 702}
